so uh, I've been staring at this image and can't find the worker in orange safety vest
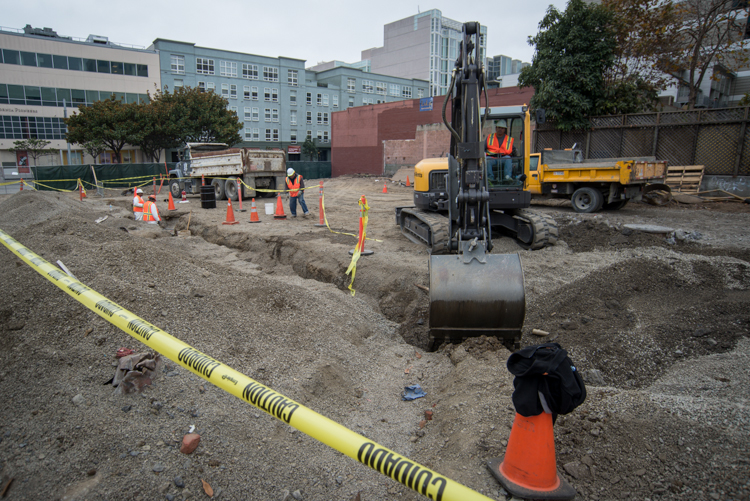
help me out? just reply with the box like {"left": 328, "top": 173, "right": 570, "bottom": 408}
{"left": 133, "top": 188, "right": 145, "bottom": 221}
{"left": 142, "top": 195, "right": 162, "bottom": 224}
{"left": 485, "top": 119, "right": 517, "bottom": 182}
{"left": 285, "top": 167, "right": 310, "bottom": 217}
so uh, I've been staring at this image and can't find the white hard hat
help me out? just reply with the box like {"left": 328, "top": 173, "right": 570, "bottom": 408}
{"left": 136, "top": 188, "right": 143, "bottom": 194}
{"left": 494, "top": 119, "right": 508, "bottom": 128}
{"left": 287, "top": 168, "right": 295, "bottom": 176}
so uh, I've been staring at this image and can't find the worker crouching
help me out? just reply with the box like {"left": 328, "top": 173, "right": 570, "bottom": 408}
{"left": 143, "top": 195, "right": 163, "bottom": 226}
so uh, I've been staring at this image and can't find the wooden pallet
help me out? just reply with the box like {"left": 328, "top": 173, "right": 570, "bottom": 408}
{"left": 665, "top": 165, "right": 704, "bottom": 194}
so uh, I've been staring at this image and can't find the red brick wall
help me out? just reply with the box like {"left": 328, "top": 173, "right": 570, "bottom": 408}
{"left": 331, "top": 86, "right": 535, "bottom": 177}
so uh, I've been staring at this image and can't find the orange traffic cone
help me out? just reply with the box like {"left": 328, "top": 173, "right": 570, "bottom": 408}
{"left": 405, "top": 176, "right": 411, "bottom": 187}
{"left": 168, "top": 191, "right": 177, "bottom": 211}
{"left": 487, "top": 412, "right": 576, "bottom": 500}
{"left": 273, "top": 193, "right": 287, "bottom": 220}
{"left": 382, "top": 182, "right": 388, "bottom": 193}
{"left": 249, "top": 198, "right": 261, "bottom": 223}
{"left": 19, "top": 179, "right": 23, "bottom": 191}
{"left": 222, "top": 199, "right": 239, "bottom": 225}
{"left": 201, "top": 175, "right": 205, "bottom": 186}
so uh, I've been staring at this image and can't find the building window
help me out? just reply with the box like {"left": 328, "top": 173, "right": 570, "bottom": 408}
{"left": 362, "top": 80, "right": 373, "bottom": 93}
{"left": 220, "top": 61, "right": 237, "bottom": 77}
{"left": 229, "top": 106, "right": 238, "bottom": 115}
{"left": 244, "top": 85, "right": 251, "bottom": 100}
{"left": 263, "top": 66, "right": 278, "bottom": 82}
{"left": 290, "top": 90, "right": 296, "bottom": 105}
{"left": 251, "top": 86, "right": 258, "bottom": 100}
{"left": 347, "top": 78, "right": 356, "bottom": 93}
{"left": 306, "top": 92, "right": 312, "bottom": 105}
{"left": 323, "top": 131, "right": 329, "bottom": 143}
{"left": 252, "top": 107, "right": 259, "bottom": 121}
{"left": 291, "top": 130, "right": 297, "bottom": 143}
{"left": 306, "top": 112, "right": 312, "bottom": 124}
{"left": 417, "top": 88, "right": 424, "bottom": 98}
{"left": 252, "top": 128, "right": 259, "bottom": 140}
{"left": 389, "top": 84, "right": 400, "bottom": 96}
{"left": 317, "top": 130, "right": 323, "bottom": 141}
{"left": 265, "top": 108, "right": 271, "bottom": 121}
{"left": 376, "top": 82, "right": 386, "bottom": 95}
{"left": 348, "top": 96, "right": 355, "bottom": 107}
{"left": 402, "top": 87, "right": 412, "bottom": 98}
{"left": 221, "top": 84, "right": 229, "bottom": 98}
{"left": 245, "top": 128, "right": 254, "bottom": 140}
{"left": 333, "top": 95, "right": 338, "bottom": 107}
{"left": 273, "top": 128, "right": 279, "bottom": 141}
{"left": 323, "top": 112, "right": 329, "bottom": 125}
{"left": 174, "top": 79, "right": 184, "bottom": 88}
{"left": 196, "top": 58, "right": 214, "bottom": 75}
{"left": 290, "top": 110, "right": 297, "bottom": 125}
{"left": 207, "top": 82, "right": 215, "bottom": 92}
{"left": 230, "top": 84, "right": 237, "bottom": 99}
{"left": 272, "top": 88, "right": 278, "bottom": 102}
{"left": 323, "top": 94, "right": 329, "bottom": 106}
{"left": 242, "top": 63, "right": 258, "bottom": 79}
{"left": 266, "top": 129, "right": 272, "bottom": 141}
{"left": 171, "top": 55, "right": 185, "bottom": 74}
{"left": 317, "top": 93, "right": 322, "bottom": 106}
{"left": 197, "top": 82, "right": 206, "bottom": 93}
{"left": 244, "top": 107, "right": 253, "bottom": 121}
{"left": 272, "top": 108, "right": 279, "bottom": 122}
{"left": 288, "top": 69, "right": 298, "bottom": 86}
{"left": 317, "top": 112, "right": 323, "bottom": 124}
{"left": 307, "top": 130, "right": 312, "bottom": 140}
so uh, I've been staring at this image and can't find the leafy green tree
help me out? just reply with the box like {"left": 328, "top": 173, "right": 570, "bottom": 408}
{"left": 301, "top": 138, "right": 318, "bottom": 161}
{"left": 81, "top": 139, "right": 106, "bottom": 164}
{"left": 65, "top": 96, "right": 141, "bottom": 162}
{"left": 8, "top": 138, "right": 58, "bottom": 165}
{"left": 132, "top": 95, "right": 181, "bottom": 162}
{"left": 518, "top": 0, "right": 616, "bottom": 130}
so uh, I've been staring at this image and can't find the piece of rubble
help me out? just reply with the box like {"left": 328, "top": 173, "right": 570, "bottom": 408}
{"left": 112, "top": 352, "right": 162, "bottom": 394}
{"left": 180, "top": 433, "right": 200, "bottom": 454}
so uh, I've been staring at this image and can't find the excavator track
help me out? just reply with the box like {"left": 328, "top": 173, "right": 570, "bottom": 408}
{"left": 398, "top": 208, "right": 451, "bottom": 254}
{"left": 510, "top": 209, "right": 559, "bottom": 250}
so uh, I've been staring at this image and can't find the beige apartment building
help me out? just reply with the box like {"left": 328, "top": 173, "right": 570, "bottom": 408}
{"left": 0, "top": 25, "right": 160, "bottom": 168}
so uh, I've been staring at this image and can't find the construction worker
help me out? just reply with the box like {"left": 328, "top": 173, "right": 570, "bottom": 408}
{"left": 133, "top": 188, "right": 145, "bottom": 221}
{"left": 285, "top": 167, "right": 310, "bottom": 217}
{"left": 142, "top": 195, "right": 162, "bottom": 225}
{"left": 485, "top": 119, "right": 517, "bottom": 182}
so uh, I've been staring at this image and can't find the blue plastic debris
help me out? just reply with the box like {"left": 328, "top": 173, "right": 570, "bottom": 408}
{"left": 402, "top": 384, "right": 426, "bottom": 401}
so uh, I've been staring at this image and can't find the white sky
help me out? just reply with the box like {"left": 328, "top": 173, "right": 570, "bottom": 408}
{"left": 4, "top": 0, "right": 568, "bottom": 67}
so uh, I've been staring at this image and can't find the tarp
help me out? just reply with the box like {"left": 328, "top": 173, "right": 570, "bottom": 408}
{"left": 288, "top": 161, "right": 332, "bottom": 180}
{"left": 32, "top": 163, "right": 177, "bottom": 191}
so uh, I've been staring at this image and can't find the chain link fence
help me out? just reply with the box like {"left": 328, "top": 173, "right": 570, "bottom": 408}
{"left": 534, "top": 107, "right": 750, "bottom": 176}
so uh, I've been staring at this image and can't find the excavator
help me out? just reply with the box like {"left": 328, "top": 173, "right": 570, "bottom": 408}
{"left": 395, "top": 22, "right": 554, "bottom": 351}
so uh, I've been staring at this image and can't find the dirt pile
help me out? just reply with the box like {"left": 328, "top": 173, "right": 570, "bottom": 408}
{"left": 0, "top": 180, "right": 748, "bottom": 501}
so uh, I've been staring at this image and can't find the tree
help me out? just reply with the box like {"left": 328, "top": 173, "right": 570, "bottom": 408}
{"left": 65, "top": 96, "right": 141, "bottom": 162}
{"left": 81, "top": 139, "right": 106, "bottom": 164}
{"left": 148, "top": 86, "right": 242, "bottom": 147}
{"left": 301, "top": 138, "right": 318, "bottom": 161}
{"left": 132, "top": 95, "right": 181, "bottom": 162}
{"left": 518, "top": 0, "right": 617, "bottom": 130}
{"left": 659, "top": 0, "right": 750, "bottom": 109}
{"left": 8, "top": 138, "right": 59, "bottom": 166}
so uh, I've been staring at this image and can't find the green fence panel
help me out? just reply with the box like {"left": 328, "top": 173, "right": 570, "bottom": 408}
{"left": 289, "top": 161, "right": 331, "bottom": 180}
{"left": 32, "top": 163, "right": 178, "bottom": 191}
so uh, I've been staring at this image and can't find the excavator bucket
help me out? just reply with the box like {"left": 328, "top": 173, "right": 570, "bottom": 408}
{"left": 429, "top": 253, "right": 525, "bottom": 351}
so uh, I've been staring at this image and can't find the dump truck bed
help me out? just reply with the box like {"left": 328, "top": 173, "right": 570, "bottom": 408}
{"left": 539, "top": 157, "right": 667, "bottom": 185}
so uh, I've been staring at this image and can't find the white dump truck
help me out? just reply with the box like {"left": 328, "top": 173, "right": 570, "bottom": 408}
{"left": 168, "top": 143, "right": 287, "bottom": 200}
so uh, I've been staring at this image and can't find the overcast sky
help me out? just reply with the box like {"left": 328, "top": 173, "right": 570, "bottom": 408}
{"left": 5, "top": 0, "right": 568, "bottom": 67}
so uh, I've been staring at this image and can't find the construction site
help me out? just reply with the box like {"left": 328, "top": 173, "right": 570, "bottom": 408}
{"left": 0, "top": 172, "right": 748, "bottom": 501}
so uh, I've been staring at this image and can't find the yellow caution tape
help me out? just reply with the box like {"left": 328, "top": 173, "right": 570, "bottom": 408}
{"left": 345, "top": 195, "right": 370, "bottom": 296}
{"left": 0, "top": 228, "right": 493, "bottom": 501}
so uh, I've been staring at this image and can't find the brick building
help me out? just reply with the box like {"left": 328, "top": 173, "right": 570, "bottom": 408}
{"left": 331, "top": 86, "right": 535, "bottom": 177}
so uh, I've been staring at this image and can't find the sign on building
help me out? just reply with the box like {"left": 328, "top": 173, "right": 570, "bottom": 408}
{"left": 419, "top": 98, "right": 433, "bottom": 112}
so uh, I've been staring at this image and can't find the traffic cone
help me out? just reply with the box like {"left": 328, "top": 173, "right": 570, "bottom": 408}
{"left": 236, "top": 179, "right": 246, "bottom": 212}
{"left": 314, "top": 181, "right": 326, "bottom": 227}
{"left": 273, "top": 193, "right": 287, "bottom": 220}
{"left": 201, "top": 175, "right": 205, "bottom": 186}
{"left": 168, "top": 191, "right": 177, "bottom": 211}
{"left": 405, "top": 176, "right": 411, "bottom": 187}
{"left": 486, "top": 412, "right": 576, "bottom": 500}
{"left": 382, "top": 182, "right": 388, "bottom": 193}
{"left": 249, "top": 198, "right": 261, "bottom": 223}
{"left": 181, "top": 191, "right": 187, "bottom": 202}
{"left": 222, "top": 199, "right": 239, "bottom": 225}
{"left": 19, "top": 179, "right": 23, "bottom": 191}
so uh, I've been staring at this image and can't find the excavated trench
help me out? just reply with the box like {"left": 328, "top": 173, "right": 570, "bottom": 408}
{"left": 173, "top": 213, "right": 750, "bottom": 390}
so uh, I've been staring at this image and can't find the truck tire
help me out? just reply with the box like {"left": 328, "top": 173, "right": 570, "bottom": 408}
{"left": 571, "top": 187, "right": 603, "bottom": 213}
{"left": 225, "top": 178, "right": 240, "bottom": 201}
{"left": 169, "top": 179, "right": 181, "bottom": 199}
{"left": 603, "top": 199, "right": 628, "bottom": 210}
{"left": 211, "top": 178, "right": 226, "bottom": 201}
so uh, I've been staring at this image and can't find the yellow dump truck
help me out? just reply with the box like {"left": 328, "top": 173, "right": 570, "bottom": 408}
{"left": 527, "top": 149, "right": 669, "bottom": 212}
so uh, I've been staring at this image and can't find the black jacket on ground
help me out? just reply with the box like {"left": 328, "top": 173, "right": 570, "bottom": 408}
{"left": 506, "top": 343, "right": 586, "bottom": 418}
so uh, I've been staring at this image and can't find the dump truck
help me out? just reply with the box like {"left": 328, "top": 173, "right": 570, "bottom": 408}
{"left": 528, "top": 149, "right": 670, "bottom": 213}
{"left": 168, "top": 143, "right": 287, "bottom": 201}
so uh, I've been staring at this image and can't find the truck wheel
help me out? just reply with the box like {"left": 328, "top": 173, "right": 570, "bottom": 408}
{"left": 225, "top": 178, "right": 240, "bottom": 201}
{"left": 169, "top": 179, "right": 181, "bottom": 199}
{"left": 603, "top": 200, "right": 628, "bottom": 210}
{"left": 211, "top": 178, "right": 226, "bottom": 200}
{"left": 571, "top": 187, "right": 603, "bottom": 213}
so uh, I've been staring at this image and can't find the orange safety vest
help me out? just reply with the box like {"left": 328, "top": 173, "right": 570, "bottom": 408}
{"left": 133, "top": 194, "right": 144, "bottom": 213}
{"left": 143, "top": 201, "right": 157, "bottom": 222}
{"left": 486, "top": 133, "right": 514, "bottom": 156}
{"left": 285, "top": 174, "right": 302, "bottom": 197}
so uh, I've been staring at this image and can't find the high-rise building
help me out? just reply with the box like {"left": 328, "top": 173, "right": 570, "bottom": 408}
{"left": 0, "top": 25, "right": 160, "bottom": 166}
{"left": 361, "top": 9, "right": 487, "bottom": 96}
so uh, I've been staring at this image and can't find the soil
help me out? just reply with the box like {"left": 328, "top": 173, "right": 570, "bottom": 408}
{"left": 0, "top": 178, "right": 748, "bottom": 501}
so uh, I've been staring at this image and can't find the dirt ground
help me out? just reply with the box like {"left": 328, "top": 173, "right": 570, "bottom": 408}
{"left": 0, "top": 177, "right": 748, "bottom": 501}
